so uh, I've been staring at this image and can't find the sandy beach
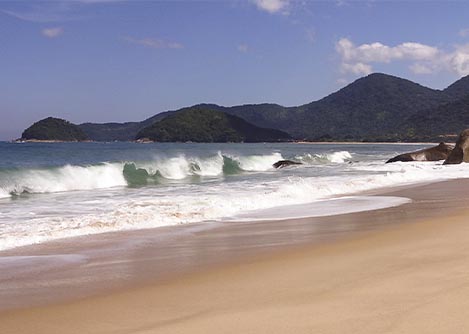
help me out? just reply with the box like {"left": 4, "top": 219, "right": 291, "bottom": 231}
{"left": 2, "top": 179, "right": 469, "bottom": 333}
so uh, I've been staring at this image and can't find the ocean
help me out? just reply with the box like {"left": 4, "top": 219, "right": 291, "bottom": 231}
{"left": 1, "top": 141, "right": 468, "bottom": 251}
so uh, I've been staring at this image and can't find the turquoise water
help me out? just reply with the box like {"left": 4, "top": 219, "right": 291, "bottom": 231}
{"left": 1, "top": 141, "right": 468, "bottom": 250}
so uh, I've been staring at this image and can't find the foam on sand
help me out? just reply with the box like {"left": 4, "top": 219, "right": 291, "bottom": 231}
{"left": 228, "top": 196, "right": 411, "bottom": 221}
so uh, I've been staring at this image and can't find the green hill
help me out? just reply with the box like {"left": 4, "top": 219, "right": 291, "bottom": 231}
{"left": 403, "top": 95, "right": 469, "bottom": 141}
{"left": 46, "top": 72, "right": 467, "bottom": 143}
{"left": 22, "top": 117, "right": 89, "bottom": 141}
{"left": 222, "top": 73, "right": 453, "bottom": 141}
{"left": 443, "top": 74, "right": 469, "bottom": 100}
{"left": 135, "top": 108, "right": 291, "bottom": 142}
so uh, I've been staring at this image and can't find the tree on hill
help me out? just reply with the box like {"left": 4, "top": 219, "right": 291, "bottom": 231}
{"left": 135, "top": 108, "right": 291, "bottom": 142}
{"left": 22, "top": 117, "right": 89, "bottom": 141}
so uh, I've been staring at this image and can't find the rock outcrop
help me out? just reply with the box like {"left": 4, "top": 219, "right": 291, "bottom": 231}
{"left": 273, "top": 160, "right": 302, "bottom": 169}
{"left": 443, "top": 129, "right": 469, "bottom": 164}
{"left": 386, "top": 142, "right": 454, "bottom": 163}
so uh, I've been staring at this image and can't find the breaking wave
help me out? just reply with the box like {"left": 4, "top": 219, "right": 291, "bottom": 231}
{"left": 0, "top": 151, "right": 355, "bottom": 197}
{"left": 295, "top": 151, "right": 352, "bottom": 164}
{"left": 122, "top": 152, "right": 283, "bottom": 184}
{"left": 0, "top": 164, "right": 127, "bottom": 197}
{"left": 0, "top": 152, "right": 290, "bottom": 196}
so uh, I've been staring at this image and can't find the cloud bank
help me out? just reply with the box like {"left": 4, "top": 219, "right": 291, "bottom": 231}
{"left": 252, "top": 0, "right": 290, "bottom": 14}
{"left": 336, "top": 38, "right": 469, "bottom": 77}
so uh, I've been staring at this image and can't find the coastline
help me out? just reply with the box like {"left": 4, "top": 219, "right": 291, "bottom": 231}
{"left": 292, "top": 140, "right": 446, "bottom": 145}
{"left": 9, "top": 140, "right": 449, "bottom": 144}
{"left": 1, "top": 178, "right": 469, "bottom": 333}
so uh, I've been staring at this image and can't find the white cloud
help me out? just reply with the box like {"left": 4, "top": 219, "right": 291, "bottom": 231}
{"left": 41, "top": 27, "right": 63, "bottom": 38}
{"left": 238, "top": 44, "right": 249, "bottom": 53}
{"left": 336, "top": 37, "right": 469, "bottom": 77}
{"left": 252, "top": 0, "right": 290, "bottom": 14}
{"left": 409, "top": 63, "right": 433, "bottom": 75}
{"left": 124, "top": 37, "right": 183, "bottom": 49}
{"left": 336, "top": 38, "right": 439, "bottom": 64}
{"left": 341, "top": 62, "right": 372, "bottom": 76}
{"left": 446, "top": 45, "right": 469, "bottom": 76}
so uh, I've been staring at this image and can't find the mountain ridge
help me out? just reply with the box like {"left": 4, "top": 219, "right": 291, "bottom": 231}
{"left": 23, "top": 72, "right": 469, "bottom": 142}
{"left": 135, "top": 108, "right": 291, "bottom": 143}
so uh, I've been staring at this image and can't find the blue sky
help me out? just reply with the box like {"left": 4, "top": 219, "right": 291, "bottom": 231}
{"left": 2, "top": 0, "right": 469, "bottom": 140}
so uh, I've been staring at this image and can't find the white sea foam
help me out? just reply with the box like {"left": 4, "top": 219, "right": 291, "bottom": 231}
{"left": 0, "top": 163, "right": 127, "bottom": 196}
{"left": 133, "top": 152, "right": 282, "bottom": 179}
{"left": 234, "top": 152, "right": 283, "bottom": 171}
{"left": 3, "top": 146, "right": 469, "bottom": 252}
{"left": 3, "top": 160, "right": 469, "bottom": 251}
{"left": 229, "top": 196, "right": 411, "bottom": 221}
{"left": 152, "top": 156, "right": 192, "bottom": 179}
{"left": 192, "top": 152, "right": 225, "bottom": 176}
{"left": 0, "top": 189, "right": 10, "bottom": 199}
{"left": 295, "top": 150, "right": 352, "bottom": 164}
{"left": 0, "top": 152, "right": 286, "bottom": 198}
{"left": 327, "top": 151, "right": 352, "bottom": 163}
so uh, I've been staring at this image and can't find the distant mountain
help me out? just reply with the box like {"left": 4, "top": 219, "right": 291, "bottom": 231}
{"left": 79, "top": 122, "right": 142, "bottom": 142}
{"left": 295, "top": 73, "right": 453, "bottom": 140}
{"left": 404, "top": 95, "right": 469, "bottom": 141}
{"left": 396, "top": 74, "right": 469, "bottom": 141}
{"left": 223, "top": 73, "right": 453, "bottom": 141}
{"left": 135, "top": 108, "right": 291, "bottom": 142}
{"left": 443, "top": 74, "right": 469, "bottom": 100}
{"left": 47, "top": 72, "right": 469, "bottom": 142}
{"left": 22, "top": 117, "right": 89, "bottom": 141}
{"left": 78, "top": 108, "right": 185, "bottom": 141}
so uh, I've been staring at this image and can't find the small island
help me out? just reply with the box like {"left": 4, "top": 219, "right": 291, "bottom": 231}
{"left": 135, "top": 108, "right": 292, "bottom": 142}
{"left": 20, "top": 117, "right": 89, "bottom": 142}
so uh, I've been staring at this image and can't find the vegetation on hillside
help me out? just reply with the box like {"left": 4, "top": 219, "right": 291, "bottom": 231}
{"left": 225, "top": 73, "right": 455, "bottom": 141}
{"left": 26, "top": 73, "right": 469, "bottom": 143}
{"left": 403, "top": 95, "right": 469, "bottom": 141}
{"left": 22, "top": 117, "right": 89, "bottom": 141}
{"left": 135, "top": 108, "right": 291, "bottom": 142}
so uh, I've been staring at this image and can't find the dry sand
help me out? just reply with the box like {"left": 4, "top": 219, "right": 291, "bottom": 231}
{"left": 2, "top": 180, "right": 469, "bottom": 333}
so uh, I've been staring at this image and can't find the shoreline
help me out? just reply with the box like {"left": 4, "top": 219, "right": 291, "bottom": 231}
{"left": 2, "top": 179, "right": 469, "bottom": 332}
{"left": 6, "top": 140, "right": 448, "bottom": 144}
{"left": 1, "top": 179, "right": 469, "bottom": 312}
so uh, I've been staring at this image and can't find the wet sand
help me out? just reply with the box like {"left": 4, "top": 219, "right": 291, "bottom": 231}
{"left": 1, "top": 179, "right": 469, "bottom": 333}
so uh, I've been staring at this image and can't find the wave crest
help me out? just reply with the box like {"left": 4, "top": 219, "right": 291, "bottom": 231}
{"left": 0, "top": 164, "right": 127, "bottom": 196}
{"left": 123, "top": 152, "right": 283, "bottom": 184}
{"left": 295, "top": 151, "right": 352, "bottom": 164}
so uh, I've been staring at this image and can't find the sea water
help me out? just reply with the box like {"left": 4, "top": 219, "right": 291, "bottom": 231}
{"left": 1, "top": 141, "right": 468, "bottom": 251}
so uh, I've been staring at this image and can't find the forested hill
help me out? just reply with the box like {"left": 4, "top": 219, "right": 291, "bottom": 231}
{"left": 21, "top": 117, "right": 89, "bottom": 141}
{"left": 67, "top": 72, "right": 469, "bottom": 142}
{"left": 135, "top": 108, "right": 291, "bottom": 143}
{"left": 225, "top": 73, "right": 455, "bottom": 141}
{"left": 443, "top": 75, "right": 469, "bottom": 101}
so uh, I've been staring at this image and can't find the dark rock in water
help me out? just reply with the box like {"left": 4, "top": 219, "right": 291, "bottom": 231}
{"left": 386, "top": 142, "right": 454, "bottom": 163}
{"left": 443, "top": 129, "right": 469, "bottom": 164}
{"left": 273, "top": 160, "right": 302, "bottom": 169}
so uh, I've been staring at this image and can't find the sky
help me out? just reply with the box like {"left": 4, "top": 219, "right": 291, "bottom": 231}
{"left": 1, "top": 0, "right": 469, "bottom": 140}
